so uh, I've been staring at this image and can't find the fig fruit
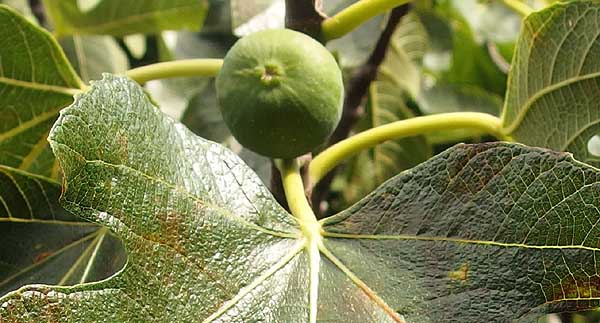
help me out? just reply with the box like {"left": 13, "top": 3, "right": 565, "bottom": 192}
{"left": 216, "top": 28, "right": 344, "bottom": 159}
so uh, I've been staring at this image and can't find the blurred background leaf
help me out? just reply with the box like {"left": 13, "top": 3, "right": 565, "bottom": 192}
{"left": 324, "top": 0, "right": 387, "bottom": 70}
{"left": 230, "top": 0, "right": 284, "bottom": 36}
{"left": 42, "top": 0, "right": 209, "bottom": 36}
{"left": 60, "top": 35, "right": 129, "bottom": 83}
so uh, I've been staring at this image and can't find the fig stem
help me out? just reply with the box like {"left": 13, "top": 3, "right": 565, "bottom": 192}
{"left": 499, "top": 0, "right": 534, "bottom": 17}
{"left": 124, "top": 58, "right": 223, "bottom": 85}
{"left": 278, "top": 159, "right": 320, "bottom": 233}
{"left": 277, "top": 158, "right": 322, "bottom": 323}
{"left": 309, "top": 112, "right": 510, "bottom": 186}
{"left": 321, "top": 0, "right": 410, "bottom": 41}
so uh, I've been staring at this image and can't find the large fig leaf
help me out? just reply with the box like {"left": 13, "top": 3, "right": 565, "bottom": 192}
{"left": 3, "top": 75, "right": 600, "bottom": 322}
{"left": 0, "top": 5, "right": 82, "bottom": 179}
{"left": 0, "top": 166, "right": 126, "bottom": 297}
{"left": 322, "top": 142, "right": 600, "bottom": 322}
{"left": 42, "top": 0, "right": 208, "bottom": 36}
{"left": 1, "top": 75, "right": 304, "bottom": 322}
{"left": 502, "top": 0, "right": 600, "bottom": 167}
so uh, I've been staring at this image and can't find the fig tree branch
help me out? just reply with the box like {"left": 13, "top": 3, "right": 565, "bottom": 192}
{"left": 285, "top": 0, "right": 326, "bottom": 39}
{"left": 311, "top": 4, "right": 410, "bottom": 215}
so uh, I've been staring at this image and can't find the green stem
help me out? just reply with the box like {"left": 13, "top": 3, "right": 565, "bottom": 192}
{"left": 309, "top": 112, "right": 509, "bottom": 185}
{"left": 279, "top": 159, "right": 320, "bottom": 231}
{"left": 124, "top": 58, "right": 223, "bottom": 85}
{"left": 321, "top": 0, "right": 410, "bottom": 41}
{"left": 499, "top": 0, "right": 534, "bottom": 17}
{"left": 277, "top": 159, "right": 321, "bottom": 323}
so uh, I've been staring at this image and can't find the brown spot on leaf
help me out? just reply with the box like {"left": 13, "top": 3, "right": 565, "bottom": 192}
{"left": 145, "top": 211, "right": 187, "bottom": 256}
{"left": 115, "top": 132, "right": 128, "bottom": 162}
{"left": 448, "top": 263, "right": 469, "bottom": 282}
{"left": 544, "top": 275, "right": 600, "bottom": 303}
{"left": 34, "top": 251, "right": 52, "bottom": 263}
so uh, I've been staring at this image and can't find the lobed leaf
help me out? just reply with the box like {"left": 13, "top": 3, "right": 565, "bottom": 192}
{"left": 502, "top": 0, "right": 600, "bottom": 167}
{"left": 2, "top": 75, "right": 305, "bottom": 322}
{"left": 2, "top": 75, "right": 600, "bottom": 322}
{"left": 323, "top": 142, "right": 600, "bottom": 322}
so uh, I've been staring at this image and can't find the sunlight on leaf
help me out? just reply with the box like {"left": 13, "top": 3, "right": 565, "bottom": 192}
{"left": 0, "top": 5, "right": 82, "bottom": 179}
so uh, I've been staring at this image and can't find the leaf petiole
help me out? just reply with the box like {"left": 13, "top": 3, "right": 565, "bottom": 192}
{"left": 309, "top": 112, "right": 509, "bottom": 185}
{"left": 277, "top": 159, "right": 321, "bottom": 323}
{"left": 321, "top": 0, "right": 411, "bottom": 41}
{"left": 278, "top": 159, "right": 320, "bottom": 231}
{"left": 124, "top": 58, "right": 223, "bottom": 85}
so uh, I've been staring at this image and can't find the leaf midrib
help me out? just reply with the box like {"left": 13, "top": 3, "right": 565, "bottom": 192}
{"left": 0, "top": 218, "right": 97, "bottom": 226}
{"left": 202, "top": 241, "right": 305, "bottom": 323}
{"left": 0, "top": 229, "right": 100, "bottom": 288}
{"left": 0, "top": 105, "right": 63, "bottom": 143}
{"left": 0, "top": 76, "right": 80, "bottom": 96}
{"left": 322, "top": 231, "right": 600, "bottom": 252}
{"left": 503, "top": 70, "right": 600, "bottom": 134}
